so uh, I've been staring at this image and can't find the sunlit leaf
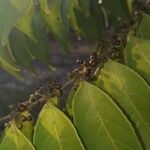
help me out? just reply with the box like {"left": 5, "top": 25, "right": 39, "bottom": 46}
{"left": 0, "top": 122, "right": 35, "bottom": 150}
{"left": 34, "top": 98, "right": 85, "bottom": 150}
{"left": 72, "top": 81, "right": 141, "bottom": 150}
{"left": 93, "top": 60, "right": 150, "bottom": 149}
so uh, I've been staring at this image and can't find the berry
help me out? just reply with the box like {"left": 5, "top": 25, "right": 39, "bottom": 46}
{"left": 76, "top": 59, "right": 82, "bottom": 64}
{"left": 113, "top": 40, "right": 121, "bottom": 46}
{"left": 85, "top": 69, "right": 91, "bottom": 76}
{"left": 121, "top": 23, "right": 128, "bottom": 29}
{"left": 83, "top": 62, "right": 90, "bottom": 66}
{"left": 17, "top": 123, "right": 23, "bottom": 129}
{"left": 17, "top": 103, "right": 27, "bottom": 112}
{"left": 56, "top": 84, "right": 61, "bottom": 89}
{"left": 91, "top": 62, "right": 97, "bottom": 67}
{"left": 111, "top": 35, "right": 118, "bottom": 41}
{"left": 103, "top": 57, "right": 108, "bottom": 62}
{"left": 130, "top": 20, "right": 135, "bottom": 25}
{"left": 26, "top": 115, "right": 32, "bottom": 121}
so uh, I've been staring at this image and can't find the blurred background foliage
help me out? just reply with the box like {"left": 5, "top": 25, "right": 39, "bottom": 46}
{"left": 0, "top": 0, "right": 134, "bottom": 77}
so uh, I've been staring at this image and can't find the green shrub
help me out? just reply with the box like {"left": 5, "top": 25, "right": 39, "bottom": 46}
{"left": 0, "top": 0, "right": 150, "bottom": 150}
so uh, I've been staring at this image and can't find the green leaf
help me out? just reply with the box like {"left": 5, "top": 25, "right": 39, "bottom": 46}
{"left": 1, "top": 63, "right": 23, "bottom": 80}
{"left": 77, "top": 0, "right": 90, "bottom": 17}
{"left": 139, "top": 13, "right": 150, "bottom": 39}
{"left": 0, "top": 45, "right": 20, "bottom": 72}
{"left": 101, "top": 0, "right": 130, "bottom": 20}
{"left": 16, "top": 2, "right": 35, "bottom": 41}
{"left": 20, "top": 120, "right": 33, "bottom": 142}
{"left": 127, "top": 0, "right": 134, "bottom": 13}
{"left": 0, "top": 123, "right": 35, "bottom": 150}
{"left": 0, "top": 0, "right": 33, "bottom": 46}
{"left": 9, "top": 28, "right": 35, "bottom": 72}
{"left": 69, "top": 0, "right": 103, "bottom": 41}
{"left": 33, "top": 98, "right": 85, "bottom": 150}
{"left": 68, "top": 0, "right": 80, "bottom": 33}
{"left": 100, "top": 0, "right": 130, "bottom": 30}
{"left": 93, "top": 60, "right": 150, "bottom": 149}
{"left": 25, "top": 11, "right": 51, "bottom": 64}
{"left": 74, "top": 8, "right": 102, "bottom": 41}
{"left": 9, "top": 12, "right": 51, "bottom": 72}
{"left": 125, "top": 36, "right": 150, "bottom": 84}
{"left": 0, "top": 45, "right": 22, "bottom": 79}
{"left": 39, "top": 0, "right": 69, "bottom": 51}
{"left": 72, "top": 81, "right": 141, "bottom": 150}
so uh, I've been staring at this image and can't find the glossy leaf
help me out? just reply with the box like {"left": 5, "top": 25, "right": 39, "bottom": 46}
{"left": 9, "top": 28, "right": 35, "bottom": 72}
{"left": 139, "top": 13, "right": 150, "bottom": 39}
{"left": 0, "top": 0, "right": 33, "bottom": 46}
{"left": 93, "top": 60, "right": 150, "bottom": 149}
{"left": 39, "top": 0, "right": 69, "bottom": 51}
{"left": 72, "top": 81, "right": 141, "bottom": 150}
{"left": 125, "top": 36, "right": 150, "bottom": 84}
{"left": 33, "top": 99, "right": 84, "bottom": 150}
{"left": 0, "top": 123, "right": 35, "bottom": 150}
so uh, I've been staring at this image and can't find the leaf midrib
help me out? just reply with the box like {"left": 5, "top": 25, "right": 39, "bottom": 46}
{"left": 85, "top": 87, "right": 119, "bottom": 150}
{"left": 50, "top": 106, "right": 63, "bottom": 150}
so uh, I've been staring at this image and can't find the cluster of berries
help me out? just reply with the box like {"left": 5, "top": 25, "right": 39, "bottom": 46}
{"left": 16, "top": 79, "right": 62, "bottom": 113}
{"left": 67, "top": 4, "right": 142, "bottom": 82}
{"left": 4, "top": 78, "right": 63, "bottom": 128}
{"left": 5, "top": 113, "right": 32, "bottom": 129}
{"left": 67, "top": 52, "right": 107, "bottom": 81}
